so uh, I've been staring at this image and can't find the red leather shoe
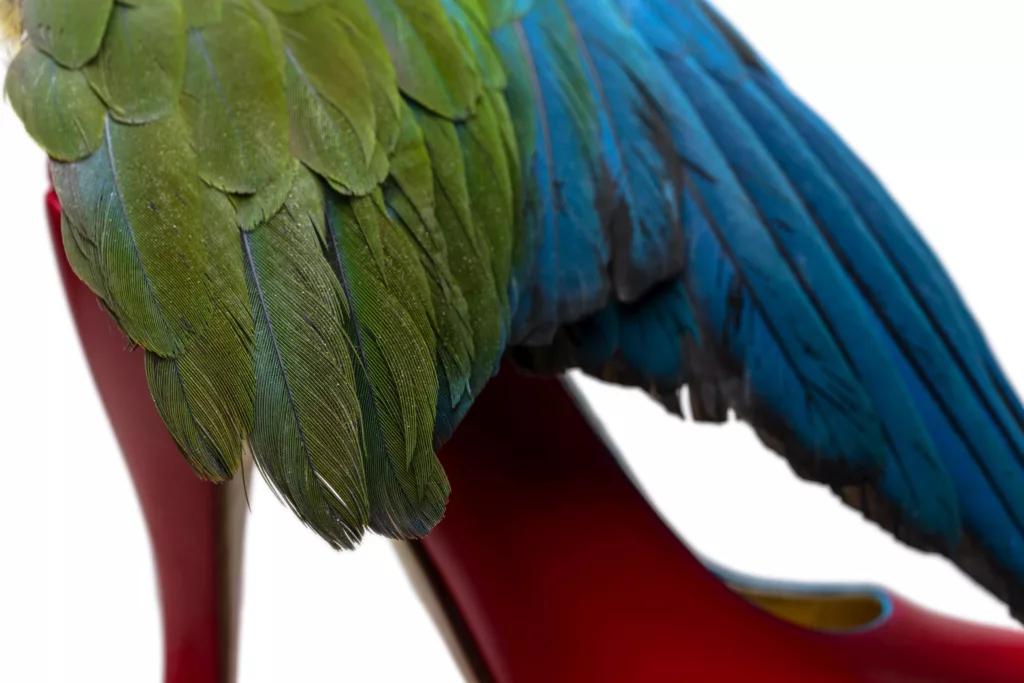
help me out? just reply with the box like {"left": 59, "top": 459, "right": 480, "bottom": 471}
{"left": 48, "top": 189, "right": 1024, "bottom": 683}
{"left": 48, "top": 191, "right": 249, "bottom": 683}
{"left": 404, "top": 369, "right": 1024, "bottom": 682}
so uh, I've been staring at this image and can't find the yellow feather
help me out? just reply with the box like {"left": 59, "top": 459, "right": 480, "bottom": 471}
{"left": 1, "top": 0, "right": 22, "bottom": 47}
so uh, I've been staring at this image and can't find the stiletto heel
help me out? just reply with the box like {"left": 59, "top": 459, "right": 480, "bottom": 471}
{"left": 47, "top": 192, "right": 250, "bottom": 683}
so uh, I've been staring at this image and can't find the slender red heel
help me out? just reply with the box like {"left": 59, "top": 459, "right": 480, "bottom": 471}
{"left": 47, "top": 189, "right": 1024, "bottom": 682}
{"left": 48, "top": 192, "right": 249, "bottom": 683}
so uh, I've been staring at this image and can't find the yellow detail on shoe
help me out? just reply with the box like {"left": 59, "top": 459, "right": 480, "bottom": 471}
{"left": 728, "top": 583, "right": 886, "bottom": 633}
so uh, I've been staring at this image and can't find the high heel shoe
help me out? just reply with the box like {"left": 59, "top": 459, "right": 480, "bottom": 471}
{"left": 402, "top": 369, "right": 1024, "bottom": 682}
{"left": 48, "top": 189, "right": 1024, "bottom": 682}
{"left": 48, "top": 191, "right": 250, "bottom": 683}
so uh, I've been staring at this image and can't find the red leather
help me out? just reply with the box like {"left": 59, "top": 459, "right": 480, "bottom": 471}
{"left": 48, "top": 190, "right": 1024, "bottom": 682}
{"left": 423, "top": 368, "right": 1024, "bottom": 682}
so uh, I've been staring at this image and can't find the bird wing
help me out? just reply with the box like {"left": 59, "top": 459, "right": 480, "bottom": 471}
{"left": 9, "top": 0, "right": 1024, "bottom": 620}
{"left": 515, "top": 0, "right": 1024, "bottom": 617}
{"left": 6, "top": 0, "right": 531, "bottom": 546}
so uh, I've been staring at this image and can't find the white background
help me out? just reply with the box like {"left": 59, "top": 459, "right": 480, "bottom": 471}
{"left": 1, "top": 1, "right": 1023, "bottom": 681}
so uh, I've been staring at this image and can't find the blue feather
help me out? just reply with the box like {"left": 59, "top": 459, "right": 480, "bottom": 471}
{"left": 561, "top": 0, "right": 685, "bottom": 300}
{"left": 756, "top": 74, "right": 1024, "bottom": 567}
{"left": 488, "top": 0, "right": 1024, "bottom": 613}
{"left": 615, "top": 280, "right": 695, "bottom": 388}
{"left": 723, "top": 71, "right": 1024, "bottom": 552}
{"left": 570, "top": 280, "right": 699, "bottom": 391}
{"left": 571, "top": 305, "right": 620, "bottom": 369}
{"left": 495, "top": 7, "right": 610, "bottom": 344}
{"left": 538, "top": 0, "right": 1024, "bottom": 605}
{"left": 672, "top": 51, "right": 961, "bottom": 545}
{"left": 678, "top": 175, "right": 888, "bottom": 479}
{"left": 504, "top": 0, "right": 893, "bottom": 481}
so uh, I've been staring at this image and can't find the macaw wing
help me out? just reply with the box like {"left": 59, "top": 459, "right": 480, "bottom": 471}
{"left": 5, "top": 0, "right": 528, "bottom": 545}
{"left": 8, "top": 0, "right": 1024, "bottom": 620}
{"left": 516, "top": 0, "right": 1024, "bottom": 616}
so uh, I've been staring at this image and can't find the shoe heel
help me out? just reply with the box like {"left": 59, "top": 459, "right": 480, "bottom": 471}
{"left": 48, "top": 191, "right": 250, "bottom": 683}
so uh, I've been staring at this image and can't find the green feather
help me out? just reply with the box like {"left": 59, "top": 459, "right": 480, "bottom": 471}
{"left": 144, "top": 303, "right": 252, "bottom": 482}
{"left": 11, "top": 0, "right": 528, "bottom": 551}
{"left": 146, "top": 186, "right": 255, "bottom": 481}
{"left": 85, "top": 0, "right": 186, "bottom": 124}
{"left": 181, "top": 0, "right": 290, "bottom": 195}
{"left": 339, "top": 0, "right": 403, "bottom": 154}
{"left": 281, "top": 164, "right": 330, "bottom": 243}
{"left": 325, "top": 192, "right": 448, "bottom": 538}
{"left": 451, "top": 0, "right": 488, "bottom": 26}
{"left": 366, "top": 0, "right": 482, "bottom": 120}
{"left": 488, "top": 88, "right": 525, "bottom": 279}
{"left": 258, "top": 0, "right": 322, "bottom": 13}
{"left": 21, "top": 0, "right": 114, "bottom": 68}
{"left": 389, "top": 193, "right": 475, "bottom": 408}
{"left": 417, "top": 111, "right": 503, "bottom": 392}
{"left": 52, "top": 114, "right": 212, "bottom": 356}
{"left": 60, "top": 210, "right": 106, "bottom": 299}
{"left": 243, "top": 176, "right": 369, "bottom": 549}
{"left": 461, "top": 91, "right": 515, "bottom": 328}
{"left": 183, "top": 0, "right": 223, "bottom": 27}
{"left": 3, "top": 44, "right": 106, "bottom": 161}
{"left": 231, "top": 159, "right": 299, "bottom": 231}
{"left": 447, "top": 0, "right": 507, "bottom": 90}
{"left": 360, "top": 191, "right": 440, "bottom": 446}
{"left": 275, "top": 1, "right": 385, "bottom": 195}
{"left": 385, "top": 105, "right": 474, "bottom": 406}
{"left": 388, "top": 103, "right": 441, "bottom": 223}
